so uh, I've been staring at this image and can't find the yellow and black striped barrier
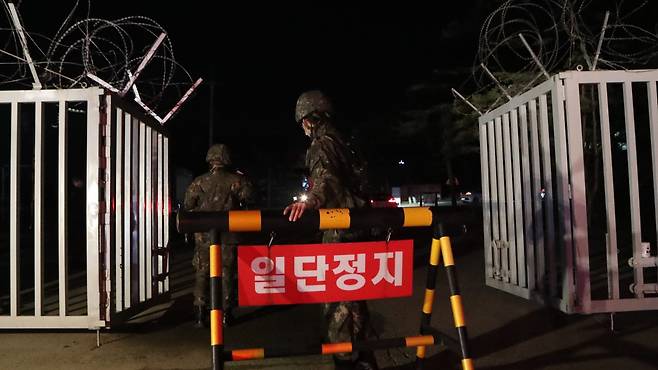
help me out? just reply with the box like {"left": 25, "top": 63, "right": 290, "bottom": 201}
{"left": 209, "top": 230, "right": 224, "bottom": 370}
{"left": 224, "top": 333, "right": 446, "bottom": 361}
{"left": 414, "top": 223, "right": 474, "bottom": 370}
{"left": 177, "top": 207, "right": 433, "bottom": 234}
{"left": 441, "top": 234, "right": 474, "bottom": 370}
{"left": 177, "top": 207, "right": 474, "bottom": 370}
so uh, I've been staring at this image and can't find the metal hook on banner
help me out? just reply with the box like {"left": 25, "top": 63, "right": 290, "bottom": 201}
{"left": 385, "top": 227, "right": 393, "bottom": 246}
{"left": 267, "top": 231, "right": 276, "bottom": 248}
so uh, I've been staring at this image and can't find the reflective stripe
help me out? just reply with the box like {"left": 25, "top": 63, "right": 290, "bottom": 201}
{"left": 450, "top": 295, "right": 466, "bottom": 327}
{"left": 210, "top": 245, "right": 221, "bottom": 278}
{"left": 322, "top": 342, "right": 352, "bottom": 354}
{"left": 210, "top": 309, "right": 223, "bottom": 345}
{"left": 422, "top": 289, "right": 435, "bottom": 314}
{"left": 232, "top": 348, "right": 265, "bottom": 360}
{"left": 403, "top": 207, "right": 432, "bottom": 227}
{"left": 430, "top": 238, "right": 441, "bottom": 266}
{"left": 318, "top": 209, "right": 350, "bottom": 229}
{"left": 228, "top": 210, "right": 262, "bottom": 232}
{"left": 405, "top": 335, "right": 434, "bottom": 347}
{"left": 440, "top": 237, "right": 455, "bottom": 266}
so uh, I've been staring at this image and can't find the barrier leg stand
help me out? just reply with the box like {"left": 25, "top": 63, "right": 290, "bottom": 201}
{"left": 415, "top": 223, "right": 443, "bottom": 369}
{"left": 209, "top": 229, "right": 224, "bottom": 370}
{"left": 441, "top": 234, "right": 474, "bottom": 370}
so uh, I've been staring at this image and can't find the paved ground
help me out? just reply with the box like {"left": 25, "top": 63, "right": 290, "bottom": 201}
{"left": 1, "top": 208, "right": 658, "bottom": 370}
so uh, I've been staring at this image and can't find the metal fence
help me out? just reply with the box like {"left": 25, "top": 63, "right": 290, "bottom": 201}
{"left": 479, "top": 69, "right": 658, "bottom": 314}
{"left": 0, "top": 88, "right": 170, "bottom": 329}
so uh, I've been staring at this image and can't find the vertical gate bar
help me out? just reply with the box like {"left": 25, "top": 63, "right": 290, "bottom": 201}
{"left": 598, "top": 82, "right": 619, "bottom": 300}
{"left": 551, "top": 78, "right": 575, "bottom": 311}
{"left": 10, "top": 101, "right": 20, "bottom": 316}
{"left": 564, "top": 79, "right": 591, "bottom": 313}
{"left": 519, "top": 104, "right": 536, "bottom": 290}
{"left": 511, "top": 108, "right": 526, "bottom": 288}
{"left": 491, "top": 117, "right": 506, "bottom": 279}
{"left": 34, "top": 101, "right": 43, "bottom": 316}
{"left": 58, "top": 101, "right": 68, "bottom": 316}
{"left": 157, "top": 133, "right": 164, "bottom": 293}
{"left": 487, "top": 120, "right": 499, "bottom": 279}
{"left": 115, "top": 108, "right": 124, "bottom": 311}
{"left": 539, "top": 93, "right": 557, "bottom": 298}
{"left": 529, "top": 98, "right": 545, "bottom": 292}
{"left": 163, "top": 137, "right": 170, "bottom": 292}
{"left": 87, "top": 92, "right": 101, "bottom": 325}
{"left": 480, "top": 122, "right": 493, "bottom": 279}
{"left": 622, "top": 81, "right": 644, "bottom": 298}
{"left": 648, "top": 81, "right": 658, "bottom": 289}
{"left": 102, "top": 96, "right": 113, "bottom": 321}
{"left": 495, "top": 116, "right": 507, "bottom": 280}
{"left": 139, "top": 123, "right": 146, "bottom": 302}
{"left": 503, "top": 112, "right": 515, "bottom": 284}
{"left": 123, "top": 112, "right": 132, "bottom": 309}
{"left": 145, "top": 127, "right": 153, "bottom": 300}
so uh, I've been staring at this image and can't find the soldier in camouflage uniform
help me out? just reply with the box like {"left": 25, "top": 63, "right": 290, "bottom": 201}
{"left": 184, "top": 144, "right": 253, "bottom": 328}
{"left": 284, "top": 91, "right": 378, "bottom": 370}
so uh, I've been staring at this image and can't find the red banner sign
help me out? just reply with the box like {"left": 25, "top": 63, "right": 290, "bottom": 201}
{"left": 237, "top": 240, "right": 414, "bottom": 306}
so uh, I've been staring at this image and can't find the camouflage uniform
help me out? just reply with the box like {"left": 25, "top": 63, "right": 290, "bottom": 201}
{"left": 184, "top": 144, "right": 253, "bottom": 314}
{"left": 297, "top": 91, "right": 375, "bottom": 367}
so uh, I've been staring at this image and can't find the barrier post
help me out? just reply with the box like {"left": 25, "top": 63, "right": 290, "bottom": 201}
{"left": 416, "top": 222, "right": 443, "bottom": 368}
{"left": 441, "top": 233, "right": 474, "bottom": 370}
{"left": 177, "top": 208, "right": 474, "bottom": 369}
{"left": 209, "top": 229, "right": 224, "bottom": 370}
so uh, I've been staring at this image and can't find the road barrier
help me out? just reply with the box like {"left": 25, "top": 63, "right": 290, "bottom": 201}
{"left": 178, "top": 207, "right": 474, "bottom": 370}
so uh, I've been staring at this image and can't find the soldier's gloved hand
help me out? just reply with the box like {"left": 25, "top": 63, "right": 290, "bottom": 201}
{"left": 283, "top": 198, "right": 317, "bottom": 222}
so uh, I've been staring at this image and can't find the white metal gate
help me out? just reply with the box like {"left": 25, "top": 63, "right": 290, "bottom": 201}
{"left": 479, "top": 69, "right": 658, "bottom": 314}
{"left": 0, "top": 88, "right": 170, "bottom": 329}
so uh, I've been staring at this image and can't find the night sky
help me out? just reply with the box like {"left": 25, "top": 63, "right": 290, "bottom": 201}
{"left": 14, "top": 1, "right": 491, "bottom": 203}
{"left": 159, "top": 4, "right": 486, "bottom": 169}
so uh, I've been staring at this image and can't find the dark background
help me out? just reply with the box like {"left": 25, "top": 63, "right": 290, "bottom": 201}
{"left": 12, "top": 2, "right": 488, "bottom": 202}
{"left": 11, "top": 1, "right": 658, "bottom": 207}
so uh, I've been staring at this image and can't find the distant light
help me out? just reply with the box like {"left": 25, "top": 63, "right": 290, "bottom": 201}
{"left": 293, "top": 196, "right": 298, "bottom": 201}
{"left": 398, "top": 160, "right": 405, "bottom": 165}
{"left": 300, "top": 194, "right": 308, "bottom": 202}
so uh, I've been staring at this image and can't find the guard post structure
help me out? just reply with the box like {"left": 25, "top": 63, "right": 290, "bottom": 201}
{"left": 178, "top": 207, "right": 474, "bottom": 370}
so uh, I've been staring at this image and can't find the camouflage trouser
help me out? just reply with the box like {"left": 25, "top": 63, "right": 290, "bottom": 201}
{"left": 322, "top": 229, "right": 374, "bottom": 363}
{"left": 324, "top": 300, "right": 371, "bottom": 362}
{"left": 192, "top": 232, "right": 237, "bottom": 311}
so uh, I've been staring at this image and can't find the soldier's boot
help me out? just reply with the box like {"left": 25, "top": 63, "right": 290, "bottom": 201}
{"left": 332, "top": 357, "right": 355, "bottom": 370}
{"left": 354, "top": 351, "right": 379, "bottom": 370}
{"left": 193, "top": 306, "right": 207, "bottom": 329}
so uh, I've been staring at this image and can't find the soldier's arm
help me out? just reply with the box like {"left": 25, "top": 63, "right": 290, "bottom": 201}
{"left": 183, "top": 181, "right": 202, "bottom": 211}
{"left": 238, "top": 176, "right": 255, "bottom": 205}
{"left": 305, "top": 142, "right": 340, "bottom": 209}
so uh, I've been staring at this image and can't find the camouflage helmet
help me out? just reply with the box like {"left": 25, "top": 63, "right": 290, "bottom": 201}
{"left": 295, "top": 90, "right": 333, "bottom": 123}
{"left": 205, "top": 144, "right": 231, "bottom": 165}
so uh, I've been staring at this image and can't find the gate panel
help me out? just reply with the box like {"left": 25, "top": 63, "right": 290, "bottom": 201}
{"left": 0, "top": 88, "right": 170, "bottom": 329}
{"left": 106, "top": 95, "right": 170, "bottom": 324}
{"left": 480, "top": 70, "right": 658, "bottom": 314}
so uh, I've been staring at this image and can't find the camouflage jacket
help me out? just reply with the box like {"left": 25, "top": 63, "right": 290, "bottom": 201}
{"left": 184, "top": 167, "right": 254, "bottom": 212}
{"left": 305, "top": 123, "right": 367, "bottom": 209}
